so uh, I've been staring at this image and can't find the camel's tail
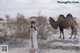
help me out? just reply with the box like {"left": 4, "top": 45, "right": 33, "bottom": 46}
{"left": 75, "top": 20, "right": 79, "bottom": 29}
{"left": 75, "top": 20, "right": 78, "bottom": 26}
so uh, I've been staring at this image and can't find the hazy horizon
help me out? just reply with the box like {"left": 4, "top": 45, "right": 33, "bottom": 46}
{"left": 0, "top": 0, "right": 80, "bottom": 19}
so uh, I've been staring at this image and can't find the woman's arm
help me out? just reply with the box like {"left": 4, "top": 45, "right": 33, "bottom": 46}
{"left": 30, "top": 28, "right": 34, "bottom": 48}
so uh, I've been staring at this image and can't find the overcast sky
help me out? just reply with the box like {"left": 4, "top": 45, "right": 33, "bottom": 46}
{"left": 0, "top": 0, "right": 80, "bottom": 18}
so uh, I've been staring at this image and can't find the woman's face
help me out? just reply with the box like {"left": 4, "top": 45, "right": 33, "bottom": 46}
{"left": 32, "top": 23, "right": 36, "bottom": 27}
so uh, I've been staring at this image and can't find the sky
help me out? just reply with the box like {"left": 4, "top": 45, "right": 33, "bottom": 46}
{"left": 0, "top": 0, "right": 80, "bottom": 18}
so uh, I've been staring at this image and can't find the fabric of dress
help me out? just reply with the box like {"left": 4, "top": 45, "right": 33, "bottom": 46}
{"left": 29, "top": 30, "right": 38, "bottom": 49}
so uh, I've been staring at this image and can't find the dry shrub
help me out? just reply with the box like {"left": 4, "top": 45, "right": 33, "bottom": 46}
{"left": 4, "top": 13, "right": 30, "bottom": 38}
{"left": 4, "top": 14, "right": 50, "bottom": 39}
{"left": 36, "top": 16, "right": 48, "bottom": 39}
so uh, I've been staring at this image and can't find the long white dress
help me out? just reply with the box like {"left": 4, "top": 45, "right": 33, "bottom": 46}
{"left": 29, "top": 30, "right": 38, "bottom": 49}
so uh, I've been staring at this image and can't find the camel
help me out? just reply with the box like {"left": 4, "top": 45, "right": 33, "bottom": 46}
{"left": 49, "top": 14, "right": 78, "bottom": 39}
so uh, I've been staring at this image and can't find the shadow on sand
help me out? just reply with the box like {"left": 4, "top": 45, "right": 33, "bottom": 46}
{"left": 48, "top": 38, "right": 80, "bottom": 45}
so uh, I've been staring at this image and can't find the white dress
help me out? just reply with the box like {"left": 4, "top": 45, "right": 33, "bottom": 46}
{"left": 29, "top": 30, "right": 38, "bottom": 49}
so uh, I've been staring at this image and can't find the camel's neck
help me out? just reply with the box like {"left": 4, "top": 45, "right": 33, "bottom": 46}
{"left": 50, "top": 19, "right": 58, "bottom": 29}
{"left": 56, "top": 20, "right": 60, "bottom": 26}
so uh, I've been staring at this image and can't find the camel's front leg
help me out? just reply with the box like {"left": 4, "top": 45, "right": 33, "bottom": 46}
{"left": 59, "top": 31, "right": 61, "bottom": 38}
{"left": 59, "top": 27, "right": 65, "bottom": 39}
{"left": 62, "top": 31, "right": 65, "bottom": 39}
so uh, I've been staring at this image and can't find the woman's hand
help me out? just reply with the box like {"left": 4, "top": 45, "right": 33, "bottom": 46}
{"left": 29, "top": 28, "right": 33, "bottom": 38}
{"left": 32, "top": 45, "right": 34, "bottom": 48}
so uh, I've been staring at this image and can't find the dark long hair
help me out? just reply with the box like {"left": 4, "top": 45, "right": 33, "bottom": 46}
{"left": 30, "top": 21, "right": 36, "bottom": 30}
{"left": 29, "top": 21, "right": 36, "bottom": 33}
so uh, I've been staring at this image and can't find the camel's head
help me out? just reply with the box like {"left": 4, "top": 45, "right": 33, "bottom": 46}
{"left": 49, "top": 17, "right": 58, "bottom": 29}
{"left": 49, "top": 17, "right": 53, "bottom": 21}
{"left": 49, "top": 17, "right": 55, "bottom": 22}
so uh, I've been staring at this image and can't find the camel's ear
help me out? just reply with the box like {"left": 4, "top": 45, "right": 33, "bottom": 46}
{"left": 49, "top": 17, "right": 57, "bottom": 29}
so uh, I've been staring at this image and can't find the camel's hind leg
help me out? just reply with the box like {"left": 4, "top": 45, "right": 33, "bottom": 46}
{"left": 69, "top": 28, "right": 74, "bottom": 39}
{"left": 73, "top": 29, "right": 77, "bottom": 39}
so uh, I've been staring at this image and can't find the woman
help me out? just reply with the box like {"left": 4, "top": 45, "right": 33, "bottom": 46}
{"left": 29, "top": 21, "right": 38, "bottom": 53}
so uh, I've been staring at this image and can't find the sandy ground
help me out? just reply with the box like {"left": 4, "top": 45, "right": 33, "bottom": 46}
{"left": 8, "top": 39, "right": 80, "bottom": 53}
{"left": 1, "top": 26, "right": 80, "bottom": 53}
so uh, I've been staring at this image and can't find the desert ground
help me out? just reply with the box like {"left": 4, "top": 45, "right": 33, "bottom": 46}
{"left": 0, "top": 18, "right": 80, "bottom": 53}
{"left": 4, "top": 26, "right": 80, "bottom": 53}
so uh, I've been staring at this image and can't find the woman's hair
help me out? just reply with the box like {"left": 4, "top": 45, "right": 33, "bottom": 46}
{"left": 29, "top": 21, "right": 36, "bottom": 33}
{"left": 30, "top": 21, "right": 36, "bottom": 30}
